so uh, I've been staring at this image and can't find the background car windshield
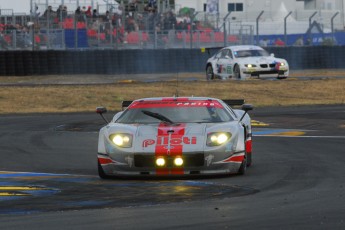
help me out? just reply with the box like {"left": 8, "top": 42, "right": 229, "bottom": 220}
{"left": 234, "top": 49, "right": 269, "bottom": 58}
{"left": 116, "top": 106, "right": 233, "bottom": 124}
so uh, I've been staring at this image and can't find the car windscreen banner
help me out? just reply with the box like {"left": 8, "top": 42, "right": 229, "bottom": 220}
{"left": 129, "top": 100, "right": 223, "bottom": 109}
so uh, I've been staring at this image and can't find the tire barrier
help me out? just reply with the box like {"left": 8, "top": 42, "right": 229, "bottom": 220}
{"left": 1, "top": 46, "right": 345, "bottom": 76}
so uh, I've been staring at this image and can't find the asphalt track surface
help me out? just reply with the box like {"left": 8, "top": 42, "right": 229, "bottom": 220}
{"left": 0, "top": 104, "right": 345, "bottom": 230}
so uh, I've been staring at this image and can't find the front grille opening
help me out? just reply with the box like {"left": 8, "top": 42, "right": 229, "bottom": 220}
{"left": 134, "top": 154, "right": 204, "bottom": 168}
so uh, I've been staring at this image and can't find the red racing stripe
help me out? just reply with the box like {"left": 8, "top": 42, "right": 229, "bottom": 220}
{"left": 245, "top": 139, "right": 252, "bottom": 154}
{"left": 98, "top": 157, "right": 113, "bottom": 165}
{"left": 155, "top": 123, "right": 186, "bottom": 175}
{"left": 222, "top": 155, "right": 244, "bottom": 163}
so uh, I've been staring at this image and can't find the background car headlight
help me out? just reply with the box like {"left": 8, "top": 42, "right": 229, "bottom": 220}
{"left": 109, "top": 133, "right": 132, "bottom": 147}
{"left": 245, "top": 64, "right": 256, "bottom": 68}
{"left": 207, "top": 132, "right": 232, "bottom": 146}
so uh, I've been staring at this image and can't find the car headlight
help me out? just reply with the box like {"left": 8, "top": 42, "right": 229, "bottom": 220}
{"left": 109, "top": 133, "right": 132, "bottom": 148}
{"left": 245, "top": 64, "right": 256, "bottom": 68}
{"left": 207, "top": 132, "right": 232, "bottom": 146}
{"left": 278, "top": 62, "right": 286, "bottom": 66}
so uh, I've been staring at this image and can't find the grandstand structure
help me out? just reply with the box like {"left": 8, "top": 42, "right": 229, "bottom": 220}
{"left": 0, "top": 0, "right": 344, "bottom": 51}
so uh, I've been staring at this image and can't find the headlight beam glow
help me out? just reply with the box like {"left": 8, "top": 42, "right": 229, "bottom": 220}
{"left": 156, "top": 157, "right": 166, "bottom": 167}
{"left": 207, "top": 132, "right": 232, "bottom": 146}
{"left": 174, "top": 157, "right": 184, "bottom": 167}
{"left": 109, "top": 134, "right": 132, "bottom": 147}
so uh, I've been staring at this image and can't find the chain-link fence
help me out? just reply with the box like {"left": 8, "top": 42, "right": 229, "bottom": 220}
{"left": 1, "top": 1, "right": 345, "bottom": 50}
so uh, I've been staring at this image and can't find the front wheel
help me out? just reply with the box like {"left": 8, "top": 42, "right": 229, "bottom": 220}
{"left": 246, "top": 152, "right": 252, "bottom": 167}
{"left": 206, "top": 65, "right": 215, "bottom": 80}
{"left": 238, "top": 152, "right": 247, "bottom": 175}
{"left": 233, "top": 64, "right": 241, "bottom": 79}
{"left": 98, "top": 160, "right": 112, "bottom": 179}
{"left": 277, "top": 70, "right": 288, "bottom": 79}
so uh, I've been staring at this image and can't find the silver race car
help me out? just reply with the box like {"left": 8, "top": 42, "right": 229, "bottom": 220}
{"left": 206, "top": 45, "right": 289, "bottom": 80}
{"left": 96, "top": 97, "right": 253, "bottom": 178}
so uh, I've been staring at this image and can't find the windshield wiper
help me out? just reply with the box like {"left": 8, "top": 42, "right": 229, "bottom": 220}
{"left": 141, "top": 110, "right": 174, "bottom": 124}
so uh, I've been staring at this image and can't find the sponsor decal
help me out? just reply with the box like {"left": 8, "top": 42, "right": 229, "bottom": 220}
{"left": 125, "top": 156, "right": 134, "bottom": 167}
{"left": 142, "top": 136, "right": 197, "bottom": 148}
{"left": 227, "top": 65, "right": 233, "bottom": 74}
{"left": 274, "top": 62, "right": 287, "bottom": 71}
{"left": 205, "top": 154, "right": 214, "bottom": 167}
{"left": 129, "top": 100, "right": 223, "bottom": 109}
{"left": 217, "top": 64, "right": 222, "bottom": 73}
{"left": 142, "top": 139, "right": 155, "bottom": 148}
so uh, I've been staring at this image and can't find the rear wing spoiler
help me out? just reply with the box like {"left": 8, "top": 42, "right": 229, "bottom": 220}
{"left": 121, "top": 100, "right": 133, "bottom": 110}
{"left": 121, "top": 99, "right": 245, "bottom": 110}
{"left": 203, "top": 47, "right": 223, "bottom": 56}
{"left": 222, "top": 99, "right": 245, "bottom": 106}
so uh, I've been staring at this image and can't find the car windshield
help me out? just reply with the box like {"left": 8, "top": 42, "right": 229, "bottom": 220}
{"left": 116, "top": 101, "right": 234, "bottom": 124}
{"left": 233, "top": 49, "right": 269, "bottom": 58}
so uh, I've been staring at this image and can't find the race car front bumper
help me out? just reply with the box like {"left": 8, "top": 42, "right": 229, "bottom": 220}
{"left": 97, "top": 151, "right": 244, "bottom": 177}
{"left": 243, "top": 64, "right": 289, "bottom": 77}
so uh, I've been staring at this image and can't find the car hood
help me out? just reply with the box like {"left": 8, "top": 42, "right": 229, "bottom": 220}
{"left": 237, "top": 56, "right": 285, "bottom": 64}
{"left": 133, "top": 123, "right": 208, "bottom": 153}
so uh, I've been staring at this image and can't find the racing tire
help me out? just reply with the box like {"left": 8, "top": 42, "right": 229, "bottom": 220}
{"left": 98, "top": 160, "right": 112, "bottom": 179}
{"left": 206, "top": 65, "right": 215, "bottom": 80}
{"left": 234, "top": 64, "right": 241, "bottom": 79}
{"left": 238, "top": 152, "right": 247, "bottom": 175}
{"left": 277, "top": 71, "right": 287, "bottom": 79}
{"left": 246, "top": 152, "right": 252, "bottom": 167}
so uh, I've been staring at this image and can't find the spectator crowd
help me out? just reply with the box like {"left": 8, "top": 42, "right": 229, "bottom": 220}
{"left": 0, "top": 0, "right": 239, "bottom": 49}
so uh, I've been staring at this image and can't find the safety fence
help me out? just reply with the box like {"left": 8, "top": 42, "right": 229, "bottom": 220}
{"left": 2, "top": 2, "right": 345, "bottom": 51}
{"left": 2, "top": 26, "right": 345, "bottom": 51}
{"left": 0, "top": 13, "right": 255, "bottom": 50}
{"left": 0, "top": 46, "right": 345, "bottom": 76}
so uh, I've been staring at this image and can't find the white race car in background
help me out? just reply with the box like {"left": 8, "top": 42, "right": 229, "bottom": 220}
{"left": 206, "top": 45, "right": 289, "bottom": 80}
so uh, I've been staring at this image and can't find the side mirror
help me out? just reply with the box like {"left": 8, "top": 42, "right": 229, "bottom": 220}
{"left": 270, "top": 53, "right": 275, "bottom": 57}
{"left": 239, "top": 104, "right": 254, "bottom": 122}
{"left": 96, "top": 107, "right": 109, "bottom": 123}
{"left": 242, "top": 104, "right": 253, "bottom": 112}
{"left": 225, "top": 55, "right": 231, "bottom": 59}
{"left": 96, "top": 107, "right": 107, "bottom": 114}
